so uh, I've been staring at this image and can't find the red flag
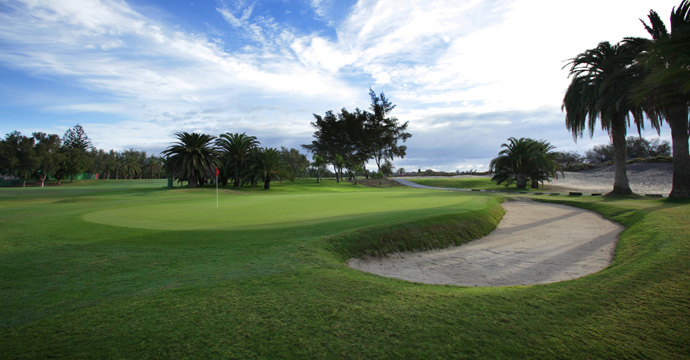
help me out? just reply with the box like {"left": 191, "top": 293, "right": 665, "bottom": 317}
{"left": 216, "top": 167, "right": 219, "bottom": 177}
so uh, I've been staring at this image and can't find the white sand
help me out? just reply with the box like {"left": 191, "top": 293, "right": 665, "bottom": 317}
{"left": 547, "top": 162, "right": 673, "bottom": 195}
{"left": 348, "top": 200, "right": 623, "bottom": 286}
{"left": 349, "top": 163, "right": 673, "bottom": 286}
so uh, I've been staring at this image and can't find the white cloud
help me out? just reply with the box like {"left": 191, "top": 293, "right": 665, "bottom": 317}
{"left": 310, "top": 0, "right": 330, "bottom": 20}
{"left": 216, "top": 1, "right": 254, "bottom": 27}
{"left": 2, "top": 1, "right": 358, "bottom": 100}
{"left": 0, "top": 0, "right": 681, "bottom": 169}
{"left": 290, "top": 36, "right": 356, "bottom": 72}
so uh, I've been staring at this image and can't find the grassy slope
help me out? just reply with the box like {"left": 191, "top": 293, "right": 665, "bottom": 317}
{"left": 1, "top": 179, "right": 688, "bottom": 359}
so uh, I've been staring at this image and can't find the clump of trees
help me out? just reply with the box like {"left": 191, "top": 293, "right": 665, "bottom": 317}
{"left": 280, "top": 147, "right": 310, "bottom": 179}
{"left": 161, "top": 131, "right": 307, "bottom": 190}
{"left": 1, "top": 124, "right": 316, "bottom": 190}
{"left": 584, "top": 137, "right": 671, "bottom": 164}
{"left": 551, "top": 136, "right": 671, "bottom": 171}
{"left": 302, "top": 89, "right": 411, "bottom": 182}
{"left": 89, "top": 149, "right": 163, "bottom": 181}
{"left": 0, "top": 124, "right": 166, "bottom": 187}
{"left": 162, "top": 132, "right": 220, "bottom": 189}
{"left": 489, "top": 137, "right": 559, "bottom": 189}
{"left": 562, "top": 0, "right": 690, "bottom": 198}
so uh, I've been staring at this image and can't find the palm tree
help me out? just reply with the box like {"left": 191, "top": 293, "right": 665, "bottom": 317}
{"left": 630, "top": 1, "right": 690, "bottom": 198}
{"left": 216, "top": 132, "right": 260, "bottom": 188}
{"left": 490, "top": 137, "right": 554, "bottom": 189}
{"left": 562, "top": 41, "right": 651, "bottom": 195}
{"left": 333, "top": 154, "right": 345, "bottom": 183}
{"left": 251, "top": 147, "right": 292, "bottom": 190}
{"left": 312, "top": 155, "right": 327, "bottom": 183}
{"left": 526, "top": 139, "right": 560, "bottom": 189}
{"left": 102, "top": 150, "right": 119, "bottom": 180}
{"left": 144, "top": 155, "right": 163, "bottom": 179}
{"left": 161, "top": 132, "right": 219, "bottom": 188}
{"left": 120, "top": 158, "right": 141, "bottom": 179}
{"left": 350, "top": 163, "right": 365, "bottom": 185}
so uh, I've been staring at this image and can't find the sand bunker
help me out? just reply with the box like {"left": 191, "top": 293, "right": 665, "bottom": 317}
{"left": 348, "top": 200, "right": 623, "bottom": 286}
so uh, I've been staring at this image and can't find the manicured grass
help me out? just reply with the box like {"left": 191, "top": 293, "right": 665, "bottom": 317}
{"left": 85, "top": 185, "right": 491, "bottom": 231}
{"left": 410, "top": 177, "right": 551, "bottom": 192}
{"left": 1, "top": 179, "right": 688, "bottom": 359}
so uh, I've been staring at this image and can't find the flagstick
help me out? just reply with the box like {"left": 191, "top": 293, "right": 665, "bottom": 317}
{"left": 216, "top": 173, "right": 219, "bottom": 209}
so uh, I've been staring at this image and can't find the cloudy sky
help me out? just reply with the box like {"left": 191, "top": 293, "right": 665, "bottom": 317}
{"left": 0, "top": 0, "right": 680, "bottom": 171}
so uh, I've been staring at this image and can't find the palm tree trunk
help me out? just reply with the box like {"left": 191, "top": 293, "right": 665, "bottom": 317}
{"left": 668, "top": 105, "right": 690, "bottom": 199}
{"left": 189, "top": 173, "right": 197, "bottom": 188}
{"left": 610, "top": 115, "right": 633, "bottom": 195}
{"left": 530, "top": 179, "right": 539, "bottom": 189}
{"left": 516, "top": 174, "right": 527, "bottom": 189}
{"left": 234, "top": 166, "right": 241, "bottom": 188}
{"left": 264, "top": 175, "right": 271, "bottom": 190}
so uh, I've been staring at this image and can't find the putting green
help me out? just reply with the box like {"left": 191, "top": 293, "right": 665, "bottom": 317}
{"left": 84, "top": 190, "right": 489, "bottom": 230}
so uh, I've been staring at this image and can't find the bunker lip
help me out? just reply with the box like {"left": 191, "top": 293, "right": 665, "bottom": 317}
{"left": 348, "top": 200, "right": 623, "bottom": 287}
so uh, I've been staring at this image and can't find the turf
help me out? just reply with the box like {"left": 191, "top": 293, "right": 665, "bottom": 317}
{"left": 1, "top": 179, "right": 688, "bottom": 359}
{"left": 85, "top": 187, "right": 490, "bottom": 230}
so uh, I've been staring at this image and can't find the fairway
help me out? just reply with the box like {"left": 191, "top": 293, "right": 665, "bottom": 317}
{"left": 84, "top": 189, "right": 489, "bottom": 230}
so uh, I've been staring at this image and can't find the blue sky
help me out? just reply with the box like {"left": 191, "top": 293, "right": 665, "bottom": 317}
{"left": 0, "top": 0, "right": 680, "bottom": 171}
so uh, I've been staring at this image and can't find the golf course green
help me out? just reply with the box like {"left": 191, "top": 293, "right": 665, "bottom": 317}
{"left": 1, "top": 179, "right": 688, "bottom": 359}
{"left": 84, "top": 188, "right": 492, "bottom": 230}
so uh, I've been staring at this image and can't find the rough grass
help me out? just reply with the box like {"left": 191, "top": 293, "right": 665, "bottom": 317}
{"left": 1, "top": 179, "right": 688, "bottom": 359}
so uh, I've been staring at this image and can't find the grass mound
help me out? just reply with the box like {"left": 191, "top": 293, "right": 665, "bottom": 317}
{"left": 326, "top": 205, "right": 504, "bottom": 260}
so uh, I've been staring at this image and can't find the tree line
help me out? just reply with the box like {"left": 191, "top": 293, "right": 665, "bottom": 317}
{"left": 562, "top": 0, "right": 690, "bottom": 198}
{"left": 302, "top": 89, "right": 411, "bottom": 182}
{"left": 0, "top": 124, "right": 319, "bottom": 189}
{"left": 161, "top": 132, "right": 317, "bottom": 190}
{"left": 0, "top": 124, "right": 166, "bottom": 187}
{"left": 557, "top": 136, "right": 671, "bottom": 167}
{"left": 161, "top": 89, "right": 411, "bottom": 189}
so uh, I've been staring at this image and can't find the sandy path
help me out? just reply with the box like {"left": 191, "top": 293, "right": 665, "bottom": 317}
{"left": 348, "top": 200, "right": 623, "bottom": 286}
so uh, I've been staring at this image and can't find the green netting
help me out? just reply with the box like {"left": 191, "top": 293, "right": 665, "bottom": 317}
{"left": 1, "top": 173, "right": 97, "bottom": 186}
